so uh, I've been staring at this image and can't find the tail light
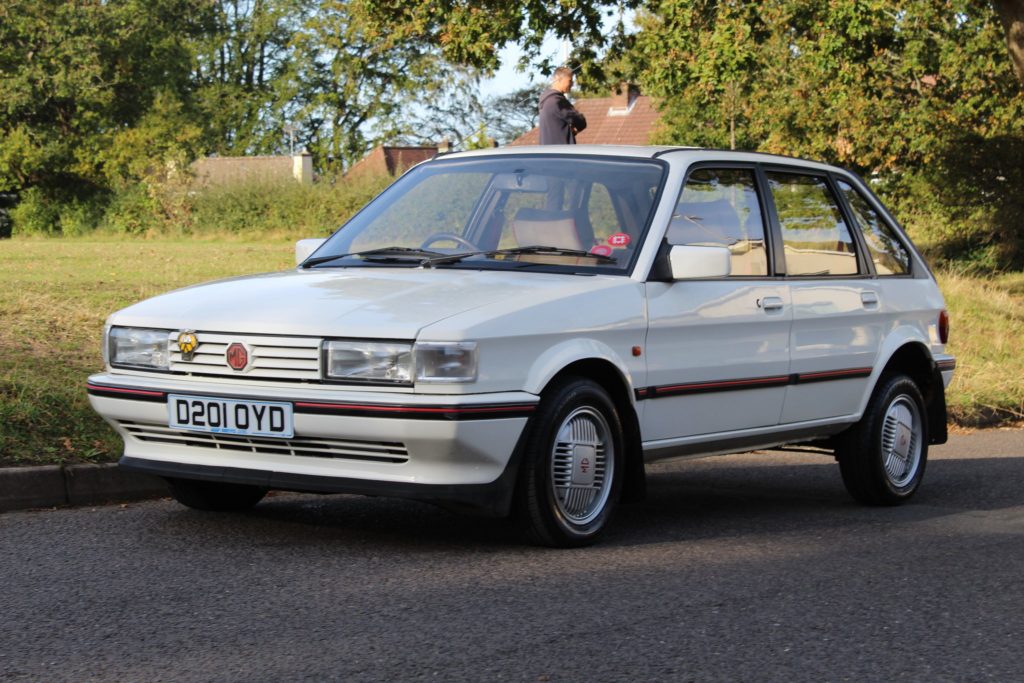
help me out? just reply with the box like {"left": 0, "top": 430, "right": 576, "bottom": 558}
{"left": 938, "top": 310, "right": 950, "bottom": 345}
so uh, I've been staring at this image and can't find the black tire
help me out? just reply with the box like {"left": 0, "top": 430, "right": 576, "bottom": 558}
{"left": 165, "top": 477, "right": 268, "bottom": 511}
{"left": 515, "top": 377, "right": 625, "bottom": 547}
{"left": 837, "top": 373, "right": 928, "bottom": 505}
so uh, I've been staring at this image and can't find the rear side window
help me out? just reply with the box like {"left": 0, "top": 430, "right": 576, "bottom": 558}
{"left": 766, "top": 171, "right": 859, "bottom": 276}
{"left": 837, "top": 180, "right": 910, "bottom": 275}
{"left": 670, "top": 168, "right": 768, "bottom": 276}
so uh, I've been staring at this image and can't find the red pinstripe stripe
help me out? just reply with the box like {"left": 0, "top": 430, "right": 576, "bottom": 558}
{"left": 87, "top": 383, "right": 166, "bottom": 398}
{"left": 293, "top": 401, "right": 535, "bottom": 415}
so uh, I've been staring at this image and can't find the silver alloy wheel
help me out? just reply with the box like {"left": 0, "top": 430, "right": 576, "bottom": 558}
{"left": 880, "top": 394, "right": 923, "bottom": 488}
{"left": 550, "top": 406, "right": 614, "bottom": 526}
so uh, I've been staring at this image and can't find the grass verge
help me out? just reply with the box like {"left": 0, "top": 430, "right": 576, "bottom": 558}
{"left": 939, "top": 271, "right": 1024, "bottom": 425}
{"left": 1, "top": 238, "right": 1020, "bottom": 466}
{"left": 0, "top": 239, "right": 293, "bottom": 466}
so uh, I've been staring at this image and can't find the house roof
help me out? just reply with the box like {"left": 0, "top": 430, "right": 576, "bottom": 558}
{"left": 510, "top": 87, "right": 662, "bottom": 147}
{"left": 347, "top": 145, "right": 438, "bottom": 177}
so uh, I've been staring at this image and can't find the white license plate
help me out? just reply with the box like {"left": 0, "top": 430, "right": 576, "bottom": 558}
{"left": 168, "top": 394, "right": 294, "bottom": 439}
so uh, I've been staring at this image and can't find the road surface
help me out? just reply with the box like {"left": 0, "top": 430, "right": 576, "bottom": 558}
{"left": 2, "top": 429, "right": 1022, "bottom": 682}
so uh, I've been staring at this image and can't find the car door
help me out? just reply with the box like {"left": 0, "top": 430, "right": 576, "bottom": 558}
{"left": 762, "top": 168, "right": 884, "bottom": 423}
{"left": 642, "top": 165, "right": 792, "bottom": 442}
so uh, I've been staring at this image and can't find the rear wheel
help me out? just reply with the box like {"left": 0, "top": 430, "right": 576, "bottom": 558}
{"left": 837, "top": 374, "right": 928, "bottom": 505}
{"left": 165, "top": 478, "right": 268, "bottom": 511}
{"left": 516, "top": 377, "right": 624, "bottom": 547}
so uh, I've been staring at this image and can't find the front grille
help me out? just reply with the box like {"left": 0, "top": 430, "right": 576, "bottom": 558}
{"left": 170, "top": 332, "right": 320, "bottom": 381}
{"left": 119, "top": 421, "right": 409, "bottom": 464}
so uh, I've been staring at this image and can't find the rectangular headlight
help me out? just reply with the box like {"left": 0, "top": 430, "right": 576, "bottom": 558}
{"left": 324, "top": 340, "right": 413, "bottom": 384}
{"left": 414, "top": 342, "right": 478, "bottom": 383}
{"left": 108, "top": 327, "right": 171, "bottom": 370}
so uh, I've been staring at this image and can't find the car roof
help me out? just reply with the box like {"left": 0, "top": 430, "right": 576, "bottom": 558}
{"left": 440, "top": 145, "right": 847, "bottom": 175}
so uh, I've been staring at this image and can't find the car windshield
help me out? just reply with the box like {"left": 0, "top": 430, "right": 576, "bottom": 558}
{"left": 306, "top": 155, "right": 667, "bottom": 274}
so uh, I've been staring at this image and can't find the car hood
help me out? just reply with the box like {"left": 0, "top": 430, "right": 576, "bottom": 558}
{"left": 108, "top": 267, "right": 618, "bottom": 338}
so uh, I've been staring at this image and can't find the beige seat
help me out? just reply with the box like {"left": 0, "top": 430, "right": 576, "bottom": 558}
{"left": 511, "top": 208, "right": 583, "bottom": 250}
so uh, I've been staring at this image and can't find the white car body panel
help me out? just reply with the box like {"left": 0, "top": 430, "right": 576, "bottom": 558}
{"left": 643, "top": 280, "right": 792, "bottom": 440}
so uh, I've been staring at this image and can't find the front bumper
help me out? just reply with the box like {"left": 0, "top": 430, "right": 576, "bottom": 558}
{"left": 87, "top": 373, "right": 537, "bottom": 514}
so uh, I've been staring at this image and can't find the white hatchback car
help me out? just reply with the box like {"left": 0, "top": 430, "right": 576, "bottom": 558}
{"left": 88, "top": 146, "right": 955, "bottom": 546}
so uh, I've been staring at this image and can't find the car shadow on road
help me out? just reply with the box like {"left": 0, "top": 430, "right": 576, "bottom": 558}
{"left": 149, "top": 452, "right": 1024, "bottom": 552}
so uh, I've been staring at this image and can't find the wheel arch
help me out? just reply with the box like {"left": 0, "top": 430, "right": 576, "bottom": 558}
{"left": 870, "top": 340, "right": 948, "bottom": 445}
{"left": 539, "top": 358, "right": 647, "bottom": 504}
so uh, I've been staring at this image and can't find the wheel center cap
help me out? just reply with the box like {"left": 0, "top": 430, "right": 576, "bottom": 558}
{"left": 894, "top": 421, "right": 912, "bottom": 459}
{"left": 571, "top": 444, "right": 597, "bottom": 486}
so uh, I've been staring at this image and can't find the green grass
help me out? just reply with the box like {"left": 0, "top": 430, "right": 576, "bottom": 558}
{"left": 1, "top": 237, "right": 1020, "bottom": 466}
{"left": 938, "top": 271, "right": 1024, "bottom": 425}
{"left": 0, "top": 239, "right": 294, "bottom": 466}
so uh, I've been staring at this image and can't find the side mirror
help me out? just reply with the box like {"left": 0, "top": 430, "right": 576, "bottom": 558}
{"left": 295, "top": 238, "right": 327, "bottom": 265}
{"left": 668, "top": 244, "right": 731, "bottom": 279}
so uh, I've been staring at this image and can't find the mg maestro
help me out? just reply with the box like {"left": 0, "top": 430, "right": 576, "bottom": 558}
{"left": 88, "top": 146, "right": 955, "bottom": 546}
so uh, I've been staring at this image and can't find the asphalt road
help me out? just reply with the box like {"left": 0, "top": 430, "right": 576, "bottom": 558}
{"left": 2, "top": 429, "right": 1023, "bottom": 683}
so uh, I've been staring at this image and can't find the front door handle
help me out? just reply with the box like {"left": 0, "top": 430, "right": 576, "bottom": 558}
{"left": 861, "top": 291, "right": 879, "bottom": 308}
{"left": 758, "top": 296, "right": 784, "bottom": 312}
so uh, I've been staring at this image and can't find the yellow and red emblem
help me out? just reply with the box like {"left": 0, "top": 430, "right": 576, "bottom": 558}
{"left": 176, "top": 331, "right": 198, "bottom": 361}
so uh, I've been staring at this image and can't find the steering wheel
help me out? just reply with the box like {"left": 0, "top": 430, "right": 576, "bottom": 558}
{"left": 420, "top": 232, "right": 478, "bottom": 251}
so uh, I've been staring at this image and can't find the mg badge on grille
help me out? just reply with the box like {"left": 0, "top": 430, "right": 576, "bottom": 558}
{"left": 226, "top": 342, "right": 250, "bottom": 371}
{"left": 177, "top": 330, "right": 198, "bottom": 361}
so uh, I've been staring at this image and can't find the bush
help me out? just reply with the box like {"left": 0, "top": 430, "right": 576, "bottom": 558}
{"left": 10, "top": 187, "right": 62, "bottom": 236}
{"left": 880, "top": 134, "right": 1024, "bottom": 274}
{"left": 7, "top": 170, "right": 394, "bottom": 241}
{"left": 98, "top": 183, "right": 164, "bottom": 235}
{"left": 10, "top": 185, "right": 111, "bottom": 237}
{"left": 187, "top": 172, "right": 392, "bottom": 239}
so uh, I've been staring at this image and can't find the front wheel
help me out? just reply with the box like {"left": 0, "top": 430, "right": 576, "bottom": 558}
{"left": 515, "top": 378, "right": 624, "bottom": 547}
{"left": 165, "top": 478, "right": 268, "bottom": 512}
{"left": 837, "top": 374, "right": 928, "bottom": 505}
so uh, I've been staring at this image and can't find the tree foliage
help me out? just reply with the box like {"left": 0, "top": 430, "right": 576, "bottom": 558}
{"left": 286, "top": 2, "right": 472, "bottom": 169}
{"left": 0, "top": 0, "right": 483, "bottom": 234}
{"left": 629, "top": 0, "right": 1024, "bottom": 269}
{"left": 353, "top": 0, "right": 639, "bottom": 79}
{"left": 0, "top": 0, "right": 209, "bottom": 195}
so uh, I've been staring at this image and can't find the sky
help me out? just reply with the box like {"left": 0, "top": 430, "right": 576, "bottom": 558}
{"left": 478, "top": 39, "right": 567, "bottom": 98}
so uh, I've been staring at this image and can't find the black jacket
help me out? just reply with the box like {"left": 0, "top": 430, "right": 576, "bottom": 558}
{"left": 538, "top": 88, "right": 587, "bottom": 144}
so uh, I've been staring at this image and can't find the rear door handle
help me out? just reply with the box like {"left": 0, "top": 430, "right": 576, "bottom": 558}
{"left": 861, "top": 291, "right": 879, "bottom": 308}
{"left": 758, "top": 296, "right": 784, "bottom": 312}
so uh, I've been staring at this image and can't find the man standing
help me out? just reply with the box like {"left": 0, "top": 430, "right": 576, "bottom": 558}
{"left": 538, "top": 67, "right": 587, "bottom": 144}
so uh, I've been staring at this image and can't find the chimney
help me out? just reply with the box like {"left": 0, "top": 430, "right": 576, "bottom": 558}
{"left": 611, "top": 82, "right": 640, "bottom": 110}
{"left": 437, "top": 139, "right": 451, "bottom": 154}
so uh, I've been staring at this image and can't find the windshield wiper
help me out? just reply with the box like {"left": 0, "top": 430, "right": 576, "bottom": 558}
{"left": 302, "top": 247, "right": 446, "bottom": 268}
{"left": 423, "top": 245, "right": 617, "bottom": 267}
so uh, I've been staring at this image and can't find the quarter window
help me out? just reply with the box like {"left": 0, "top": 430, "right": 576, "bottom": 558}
{"left": 837, "top": 180, "right": 910, "bottom": 275}
{"left": 670, "top": 168, "right": 768, "bottom": 276}
{"left": 766, "top": 171, "right": 859, "bottom": 276}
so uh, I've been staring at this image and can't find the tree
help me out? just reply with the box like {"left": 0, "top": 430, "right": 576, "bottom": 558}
{"left": 285, "top": 1, "right": 477, "bottom": 171}
{"left": 632, "top": 0, "right": 1024, "bottom": 268}
{"left": 482, "top": 86, "right": 543, "bottom": 144}
{"left": 192, "top": 0, "right": 309, "bottom": 156}
{"left": 0, "top": 0, "right": 210, "bottom": 196}
{"left": 993, "top": 0, "right": 1024, "bottom": 86}
{"left": 634, "top": 1, "right": 1022, "bottom": 171}
{"left": 352, "top": 0, "right": 639, "bottom": 79}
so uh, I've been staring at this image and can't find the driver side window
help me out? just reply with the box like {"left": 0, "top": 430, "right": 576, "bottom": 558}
{"left": 670, "top": 168, "right": 769, "bottom": 276}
